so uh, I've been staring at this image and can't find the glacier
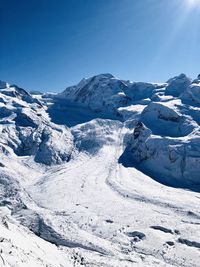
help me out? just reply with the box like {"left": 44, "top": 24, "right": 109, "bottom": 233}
{"left": 0, "top": 74, "right": 200, "bottom": 266}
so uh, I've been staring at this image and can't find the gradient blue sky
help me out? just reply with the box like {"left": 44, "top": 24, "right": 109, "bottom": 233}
{"left": 1, "top": 0, "right": 200, "bottom": 92}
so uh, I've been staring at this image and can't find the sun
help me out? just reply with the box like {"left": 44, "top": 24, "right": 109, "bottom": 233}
{"left": 187, "top": 0, "right": 200, "bottom": 5}
{"left": 185, "top": 0, "right": 200, "bottom": 9}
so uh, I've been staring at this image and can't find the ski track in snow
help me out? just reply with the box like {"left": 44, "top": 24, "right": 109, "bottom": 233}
{"left": 24, "top": 119, "right": 200, "bottom": 267}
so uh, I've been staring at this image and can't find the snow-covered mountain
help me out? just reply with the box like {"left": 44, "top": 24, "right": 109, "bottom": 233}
{"left": 57, "top": 73, "right": 166, "bottom": 114}
{"left": 0, "top": 83, "right": 73, "bottom": 165}
{"left": 1, "top": 74, "right": 200, "bottom": 266}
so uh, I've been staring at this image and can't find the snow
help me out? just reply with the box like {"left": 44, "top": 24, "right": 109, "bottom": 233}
{"left": 165, "top": 74, "right": 191, "bottom": 97}
{"left": 1, "top": 73, "right": 200, "bottom": 266}
{"left": 0, "top": 85, "right": 74, "bottom": 165}
{"left": 0, "top": 207, "right": 74, "bottom": 267}
{"left": 182, "top": 83, "right": 200, "bottom": 105}
{"left": 57, "top": 74, "right": 165, "bottom": 115}
{"left": 141, "top": 101, "right": 197, "bottom": 137}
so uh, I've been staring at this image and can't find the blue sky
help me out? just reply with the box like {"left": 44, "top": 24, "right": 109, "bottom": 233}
{"left": 1, "top": 0, "right": 200, "bottom": 92}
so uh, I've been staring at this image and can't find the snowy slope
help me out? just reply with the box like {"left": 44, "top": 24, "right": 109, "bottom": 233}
{"left": 57, "top": 73, "right": 165, "bottom": 114}
{"left": 0, "top": 207, "right": 74, "bottom": 267}
{"left": 1, "top": 74, "right": 200, "bottom": 266}
{"left": 57, "top": 73, "right": 200, "bottom": 187}
{"left": 0, "top": 83, "right": 74, "bottom": 165}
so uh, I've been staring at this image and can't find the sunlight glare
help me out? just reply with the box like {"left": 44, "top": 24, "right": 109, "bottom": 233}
{"left": 187, "top": 0, "right": 200, "bottom": 6}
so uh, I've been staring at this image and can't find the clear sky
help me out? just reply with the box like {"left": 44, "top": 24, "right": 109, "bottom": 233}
{"left": 1, "top": 0, "right": 200, "bottom": 92}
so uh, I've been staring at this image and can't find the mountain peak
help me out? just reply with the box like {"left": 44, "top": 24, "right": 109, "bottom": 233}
{"left": 0, "top": 80, "right": 9, "bottom": 89}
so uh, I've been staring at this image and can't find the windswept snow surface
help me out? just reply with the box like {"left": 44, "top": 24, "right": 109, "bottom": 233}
{"left": 1, "top": 74, "right": 200, "bottom": 266}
